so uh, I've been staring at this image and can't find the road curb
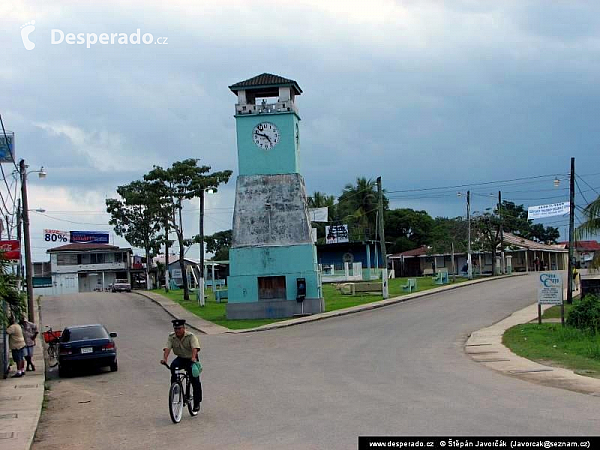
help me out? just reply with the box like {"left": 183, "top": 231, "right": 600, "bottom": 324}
{"left": 132, "top": 291, "right": 229, "bottom": 335}
{"left": 134, "top": 273, "right": 526, "bottom": 335}
{"left": 228, "top": 273, "right": 529, "bottom": 333}
{"left": 465, "top": 300, "right": 600, "bottom": 396}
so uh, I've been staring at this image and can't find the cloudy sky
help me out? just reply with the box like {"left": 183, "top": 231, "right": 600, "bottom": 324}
{"left": 2, "top": 0, "right": 600, "bottom": 261}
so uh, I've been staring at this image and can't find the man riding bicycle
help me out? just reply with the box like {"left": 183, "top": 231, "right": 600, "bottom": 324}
{"left": 160, "top": 319, "right": 202, "bottom": 413}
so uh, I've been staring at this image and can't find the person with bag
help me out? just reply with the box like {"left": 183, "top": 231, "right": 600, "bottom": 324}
{"left": 20, "top": 317, "right": 39, "bottom": 371}
{"left": 7, "top": 316, "right": 26, "bottom": 378}
{"left": 160, "top": 319, "right": 202, "bottom": 412}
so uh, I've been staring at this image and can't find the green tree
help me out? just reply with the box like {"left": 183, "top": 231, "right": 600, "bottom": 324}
{"left": 106, "top": 180, "right": 163, "bottom": 289}
{"left": 336, "top": 177, "right": 387, "bottom": 242}
{"left": 0, "top": 254, "right": 25, "bottom": 325}
{"left": 145, "top": 159, "right": 232, "bottom": 301}
{"left": 497, "top": 201, "right": 559, "bottom": 244}
{"left": 204, "top": 229, "right": 232, "bottom": 261}
{"left": 428, "top": 216, "right": 469, "bottom": 255}
{"left": 473, "top": 212, "right": 503, "bottom": 274}
{"left": 385, "top": 208, "right": 434, "bottom": 253}
{"left": 576, "top": 195, "right": 600, "bottom": 269}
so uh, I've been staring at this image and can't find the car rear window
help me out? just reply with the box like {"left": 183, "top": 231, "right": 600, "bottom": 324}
{"left": 62, "top": 326, "right": 109, "bottom": 341}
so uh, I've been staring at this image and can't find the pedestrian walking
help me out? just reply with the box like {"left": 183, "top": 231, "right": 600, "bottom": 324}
{"left": 7, "top": 316, "right": 26, "bottom": 378}
{"left": 20, "top": 317, "right": 38, "bottom": 371}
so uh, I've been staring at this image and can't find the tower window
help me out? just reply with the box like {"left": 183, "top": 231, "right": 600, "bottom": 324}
{"left": 258, "top": 276, "right": 286, "bottom": 300}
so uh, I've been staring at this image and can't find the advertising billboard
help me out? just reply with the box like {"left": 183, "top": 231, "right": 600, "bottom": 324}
{"left": 70, "top": 231, "right": 110, "bottom": 244}
{"left": 0, "top": 240, "right": 20, "bottom": 260}
{"left": 0, "top": 131, "right": 15, "bottom": 163}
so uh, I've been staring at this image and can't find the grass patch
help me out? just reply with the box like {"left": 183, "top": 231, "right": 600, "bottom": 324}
{"left": 323, "top": 276, "right": 469, "bottom": 312}
{"left": 150, "top": 289, "right": 284, "bottom": 330}
{"left": 541, "top": 298, "right": 579, "bottom": 319}
{"left": 151, "top": 275, "right": 471, "bottom": 329}
{"left": 503, "top": 323, "right": 600, "bottom": 378}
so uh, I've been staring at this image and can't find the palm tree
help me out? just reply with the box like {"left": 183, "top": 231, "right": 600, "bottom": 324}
{"left": 337, "top": 177, "right": 385, "bottom": 241}
{"left": 576, "top": 196, "right": 600, "bottom": 269}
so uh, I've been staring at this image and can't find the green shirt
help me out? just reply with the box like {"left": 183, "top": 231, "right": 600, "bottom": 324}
{"left": 166, "top": 331, "right": 200, "bottom": 359}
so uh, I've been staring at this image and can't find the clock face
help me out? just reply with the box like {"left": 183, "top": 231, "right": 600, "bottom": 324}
{"left": 252, "top": 122, "right": 280, "bottom": 150}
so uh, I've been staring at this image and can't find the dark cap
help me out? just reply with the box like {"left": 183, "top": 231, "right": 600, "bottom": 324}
{"left": 172, "top": 319, "right": 186, "bottom": 328}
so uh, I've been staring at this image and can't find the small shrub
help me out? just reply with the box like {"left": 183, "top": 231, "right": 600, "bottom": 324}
{"left": 566, "top": 294, "right": 600, "bottom": 333}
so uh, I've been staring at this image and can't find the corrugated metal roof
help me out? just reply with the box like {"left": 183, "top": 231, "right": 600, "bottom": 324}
{"left": 229, "top": 73, "right": 302, "bottom": 95}
{"left": 559, "top": 240, "right": 600, "bottom": 251}
{"left": 390, "top": 246, "right": 430, "bottom": 258}
{"left": 47, "top": 243, "right": 129, "bottom": 253}
{"left": 502, "top": 232, "right": 567, "bottom": 252}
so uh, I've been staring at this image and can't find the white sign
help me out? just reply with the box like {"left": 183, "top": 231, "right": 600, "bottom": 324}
{"left": 309, "top": 207, "right": 328, "bottom": 222}
{"left": 326, "top": 224, "right": 349, "bottom": 244}
{"left": 537, "top": 271, "right": 563, "bottom": 305}
{"left": 44, "top": 229, "right": 69, "bottom": 243}
{"left": 171, "top": 269, "right": 182, "bottom": 278}
{"left": 528, "top": 202, "right": 570, "bottom": 220}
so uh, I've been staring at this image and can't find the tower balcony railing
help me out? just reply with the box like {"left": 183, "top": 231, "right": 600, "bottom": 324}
{"left": 235, "top": 100, "right": 298, "bottom": 116}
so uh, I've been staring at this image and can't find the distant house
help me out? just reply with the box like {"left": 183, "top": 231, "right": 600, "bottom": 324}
{"left": 46, "top": 243, "right": 132, "bottom": 295}
{"left": 316, "top": 241, "right": 383, "bottom": 272}
{"left": 390, "top": 233, "right": 568, "bottom": 277}
{"left": 559, "top": 240, "right": 600, "bottom": 269}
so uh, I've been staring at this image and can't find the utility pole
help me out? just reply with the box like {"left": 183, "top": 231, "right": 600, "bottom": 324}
{"left": 566, "top": 157, "right": 575, "bottom": 306}
{"left": 376, "top": 177, "right": 388, "bottom": 299}
{"left": 164, "top": 218, "right": 170, "bottom": 293}
{"left": 16, "top": 200, "right": 22, "bottom": 290}
{"left": 19, "top": 160, "right": 34, "bottom": 323}
{"left": 467, "top": 191, "right": 472, "bottom": 280}
{"left": 498, "top": 190, "right": 504, "bottom": 275}
{"left": 198, "top": 190, "right": 206, "bottom": 307}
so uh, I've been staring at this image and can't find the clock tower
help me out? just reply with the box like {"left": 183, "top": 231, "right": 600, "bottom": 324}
{"left": 226, "top": 73, "right": 324, "bottom": 319}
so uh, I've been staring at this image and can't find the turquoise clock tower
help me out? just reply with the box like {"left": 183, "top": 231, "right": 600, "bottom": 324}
{"left": 226, "top": 73, "right": 324, "bottom": 319}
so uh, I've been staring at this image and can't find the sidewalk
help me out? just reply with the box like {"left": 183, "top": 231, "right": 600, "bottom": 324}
{"left": 466, "top": 288, "right": 600, "bottom": 396}
{"left": 0, "top": 303, "right": 45, "bottom": 449}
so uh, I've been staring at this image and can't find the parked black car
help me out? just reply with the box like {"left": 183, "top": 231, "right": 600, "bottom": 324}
{"left": 58, "top": 324, "right": 118, "bottom": 377}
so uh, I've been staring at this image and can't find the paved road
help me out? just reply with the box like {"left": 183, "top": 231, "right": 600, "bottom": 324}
{"left": 34, "top": 275, "right": 598, "bottom": 450}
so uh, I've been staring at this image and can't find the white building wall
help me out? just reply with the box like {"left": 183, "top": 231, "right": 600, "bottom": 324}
{"left": 52, "top": 273, "right": 78, "bottom": 295}
{"left": 53, "top": 262, "right": 127, "bottom": 274}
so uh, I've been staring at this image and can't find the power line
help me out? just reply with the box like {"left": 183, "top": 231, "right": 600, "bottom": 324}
{"left": 576, "top": 174, "right": 600, "bottom": 197}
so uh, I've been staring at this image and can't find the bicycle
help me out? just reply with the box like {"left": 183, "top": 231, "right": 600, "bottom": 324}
{"left": 43, "top": 327, "right": 62, "bottom": 368}
{"left": 161, "top": 361, "right": 198, "bottom": 423}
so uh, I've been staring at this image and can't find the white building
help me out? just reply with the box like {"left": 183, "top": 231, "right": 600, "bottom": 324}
{"left": 47, "top": 243, "right": 132, "bottom": 295}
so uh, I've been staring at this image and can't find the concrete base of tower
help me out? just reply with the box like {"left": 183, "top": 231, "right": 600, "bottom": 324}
{"left": 226, "top": 297, "right": 324, "bottom": 320}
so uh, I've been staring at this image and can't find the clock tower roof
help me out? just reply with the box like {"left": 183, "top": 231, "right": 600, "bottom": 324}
{"left": 229, "top": 73, "right": 302, "bottom": 96}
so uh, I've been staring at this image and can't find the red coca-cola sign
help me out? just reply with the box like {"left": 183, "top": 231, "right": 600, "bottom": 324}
{"left": 0, "top": 240, "right": 20, "bottom": 260}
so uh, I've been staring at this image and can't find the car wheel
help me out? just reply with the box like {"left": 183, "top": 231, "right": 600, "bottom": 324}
{"left": 110, "top": 361, "right": 118, "bottom": 372}
{"left": 58, "top": 364, "right": 69, "bottom": 378}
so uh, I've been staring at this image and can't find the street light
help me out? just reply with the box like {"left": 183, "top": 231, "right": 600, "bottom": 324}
{"left": 19, "top": 159, "right": 47, "bottom": 323}
{"left": 198, "top": 188, "right": 214, "bottom": 307}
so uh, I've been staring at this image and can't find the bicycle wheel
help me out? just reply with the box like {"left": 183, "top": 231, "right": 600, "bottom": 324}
{"left": 168, "top": 381, "right": 184, "bottom": 423}
{"left": 47, "top": 343, "right": 59, "bottom": 368}
{"left": 185, "top": 377, "right": 198, "bottom": 416}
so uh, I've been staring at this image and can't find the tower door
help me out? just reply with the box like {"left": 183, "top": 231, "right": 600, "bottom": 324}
{"left": 258, "top": 276, "right": 286, "bottom": 300}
